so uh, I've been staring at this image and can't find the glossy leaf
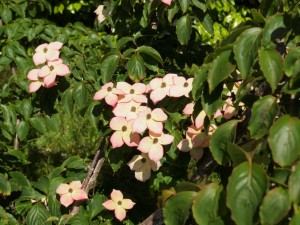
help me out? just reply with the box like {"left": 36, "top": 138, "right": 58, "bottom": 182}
{"left": 248, "top": 95, "right": 278, "bottom": 140}
{"left": 268, "top": 115, "right": 300, "bottom": 167}
{"left": 201, "top": 82, "right": 223, "bottom": 117}
{"left": 163, "top": 191, "right": 196, "bottom": 225}
{"left": 284, "top": 47, "right": 300, "bottom": 77}
{"left": 178, "top": 0, "right": 191, "bottom": 13}
{"left": 227, "top": 162, "right": 268, "bottom": 225}
{"left": 192, "top": 64, "right": 209, "bottom": 100}
{"left": 26, "top": 203, "right": 50, "bottom": 225}
{"left": 259, "top": 48, "right": 283, "bottom": 92}
{"left": 127, "top": 54, "right": 146, "bottom": 82}
{"left": 101, "top": 53, "right": 120, "bottom": 83}
{"left": 227, "top": 143, "right": 248, "bottom": 166}
{"left": 260, "top": 187, "right": 290, "bottom": 225}
{"left": 192, "top": 183, "right": 224, "bottom": 225}
{"left": 192, "top": 0, "right": 207, "bottom": 11}
{"left": 136, "top": 46, "right": 163, "bottom": 65}
{"left": 207, "top": 50, "right": 235, "bottom": 93}
{"left": 288, "top": 162, "right": 300, "bottom": 204}
{"left": 29, "top": 117, "right": 47, "bottom": 134}
{"left": 16, "top": 120, "right": 30, "bottom": 141}
{"left": 233, "top": 27, "right": 262, "bottom": 79}
{"left": 9, "top": 171, "right": 31, "bottom": 190}
{"left": 210, "top": 120, "right": 239, "bottom": 165}
{"left": 176, "top": 14, "right": 192, "bottom": 45}
{"left": 88, "top": 194, "right": 106, "bottom": 219}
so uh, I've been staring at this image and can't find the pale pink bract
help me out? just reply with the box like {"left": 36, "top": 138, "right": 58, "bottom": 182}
{"left": 161, "top": 0, "right": 172, "bottom": 5}
{"left": 169, "top": 76, "right": 193, "bottom": 98}
{"left": 94, "top": 82, "right": 125, "bottom": 107}
{"left": 27, "top": 68, "right": 56, "bottom": 92}
{"left": 56, "top": 181, "right": 88, "bottom": 207}
{"left": 102, "top": 189, "right": 135, "bottom": 221}
{"left": 33, "top": 42, "right": 63, "bottom": 65}
{"left": 116, "top": 82, "right": 148, "bottom": 104}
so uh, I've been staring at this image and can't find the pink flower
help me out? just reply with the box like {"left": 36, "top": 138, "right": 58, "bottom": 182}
{"left": 128, "top": 153, "right": 162, "bottom": 182}
{"left": 27, "top": 68, "right": 55, "bottom": 93}
{"left": 56, "top": 181, "right": 88, "bottom": 207}
{"left": 102, "top": 189, "right": 135, "bottom": 221}
{"left": 33, "top": 42, "right": 63, "bottom": 65}
{"left": 110, "top": 117, "right": 140, "bottom": 148}
{"left": 38, "top": 59, "right": 70, "bottom": 86}
{"left": 161, "top": 0, "right": 172, "bottom": 5}
{"left": 169, "top": 76, "right": 193, "bottom": 98}
{"left": 183, "top": 102, "right": 195, "bottom": 115}
{"left": 94, "top": 82, "right": 125, "bottom": 107}
{"left": 112, "top": 101, "right": 146, "bottom": 120}
{"left": 132, "top": 107, "right": 167, "bottom": 134}
{"left": 116, "top": 82, "right": 148, "bottom": 104}
{"left": 222, "top": 98, "right": 237, "bottom": 119}
{"left": 149, "top": 73, "right": 177, "bottom": 104}
{"left": 138, "top": 131, "right": 174, "bottom": 163}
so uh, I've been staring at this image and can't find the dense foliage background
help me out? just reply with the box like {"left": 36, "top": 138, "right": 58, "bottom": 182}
{"left": 1, "top": 0, "right": 300, "bottom": 224}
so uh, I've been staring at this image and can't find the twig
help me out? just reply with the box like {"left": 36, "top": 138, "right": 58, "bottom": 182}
{"left": 14, "top": 119, "right": 20, "bottom": 150}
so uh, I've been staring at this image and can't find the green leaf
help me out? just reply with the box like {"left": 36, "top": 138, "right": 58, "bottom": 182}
{"left": 202, "top": 14, "right": 214, "bottom": 35}
{"left": 88, "top": 194, "right": 106, "bottom": 220}
{"left": 33, "top": 176, "right": 49, "bottom": 195}
{"left": 16, "top": 120, "right": 29, "bottom": 141}
{"left": 233, "top": 27, "right": 262, "bottom": 79}
{"left": 136, "top": 46, "right": 163, "bottom": 65}
{"left": 259, "top": 48, "right": 283, "bottom": 92}
{"left": 192, "top": 183, "right": 224, "bottom": 225}
{"left": 127, "top": 54, "right": 146, "bottom": 82}
{"left": 284, "top": 47, "right": 300, "bottom": 78}
{"left": 66, "top": 214, "right": 89, "bottom": 225}
{"left": 175, "top": 182, "right": 200, "bottom": 193}
{"left": 29, "top": 117, "right": 47, "bottom": 134}
{"left": 248, "top": 95, "right": 278, "bottom": 140}
{"left": 73, "top": 83, "right": 88, "bottom": 108}
{"left": 116, "top": 37, "right": 133, "bottom": 50}
{"left": 48, "top": 196, "right": 61, "bottom": 218}
{"left": 262, "top": 14, "right": 289, "bottom": 48}
{"left": 163, "top": 191, "right": 196, "bottom": 225}
{"left": 62, "top": 156, "right": 87, "bottom": 170}
{"left": 168, "top": 4, "right": 179, "bottom": 23}
{"left": 260, "top": 187, "right": 290, "bottom": 225}
{"left": 101, "top": 53, "right": 120, "bottom": 83}
{"left": 192, "top": 0, "right": 207, "bottom": 11}
{"left": 192, "top": 64, "right": 209, "bottom": 100}
{"left": 0, "top": 174, "right": 11, "bottom": 196}
{"left": 26, "top": 203, "right": 50, "bottom": 225}
{"left": 227, "top": 162, "right": 268, "bottom": 225}
{"left": 201, "top": 82, "right": 222, "bottom": 118}
{"left": 9, "top": 171, "right": 31, "bottom": 189}
{"left": 268, "top": 115, "right": 300, "bottom": 167}
{"left": 210, "top": 120, "right": 239, "bottom": 165}
{"left": 62, "top": 88, "right": 74, "bottom": 116}
{"left": 207, "top": 50, "right": 235, "bottom": 93}
{"left": 176, "top": 14, "right": 192, "bottom": 45}
{"left": 178, "top": 0, "right": 191, "bottom": 13}
{"left": 1, "top": 6, "right": 12, "bottom": 24}
{"left": 20, "top": 99, "right": 33, "bottom": 119}
{"left": 227, "top": 143, "right": 248, "bottom": 166}
{"left": 290, "top": 212, "right": 300, "bottom": 225}
{"left": 288, "top": 162, "right": 300, "bottom": 204}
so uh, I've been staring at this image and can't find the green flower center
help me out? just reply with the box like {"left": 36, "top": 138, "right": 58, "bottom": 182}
{"left": 130, "top": 89, "right": 135, "bottom": 94}
{"left": 183, "top": 82, "right": 189, "bottom": 87}
{"left": 153, "top": 138, "right": 159, "bottom": 144}
{"left": 122, "top": 126, "right": 127, "bottom": 132}
{"left": 146, "top": 114, "right": 151, "bottom": 120}
{"left": 161, "top": 82, "right": 166, "bottom": 88}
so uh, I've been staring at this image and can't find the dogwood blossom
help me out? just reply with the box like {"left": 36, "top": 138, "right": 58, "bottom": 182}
{"left": 117, "top": 82, "right": 148, "bottom": 104}
{"left": 161, "top": 0, "right": 172, "bottom": 5}
{"left": 132, "top": 107, "right": 167, "bottom": 134}
{"left": 128, "top": 153, "right": 162, "bottom": 181}
{"left": 110, "top": 117, "right": 140, "bottom": 148}
{"left": 33, "top": 42, "right": 63, "bottom": 65}
{"left": 38, "top": 59, "right": 70, "bottom": 86}
{"left": 149, "top": 73, "right": 177, "bottom": 104}
{"left": 102, "top": 189, "right": 135, "bottom": 221}
{"left": 112, "top": 101, "right": 147, "bottom": 120}
{"left": 138, "top": 131, "right": 174, "bottom": 162}
{"left": 56, "top": 181, "right": 88, "bottom": 207}
{"left": 94, "top": 82, "right": 125, "bottom": 107}
{"left": 169, "top": 77, "right": 193, "bottom": 98}
{"left": 27, "top": 68, "right": 56, "bottom": 93}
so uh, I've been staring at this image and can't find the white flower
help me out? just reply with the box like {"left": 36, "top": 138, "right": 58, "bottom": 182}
{"left": 94, "top": 2, "right": 111, "bottom": 23}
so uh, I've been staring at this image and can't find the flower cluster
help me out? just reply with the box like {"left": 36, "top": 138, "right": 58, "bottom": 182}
{"left": 27, "top": 42, "right": 70, "bottom": 93}
{"left": 56, "top": 181, "right": 88, "bottom": 207}
{"left": 94, "top": 74, "right": 193, "bottom": 181}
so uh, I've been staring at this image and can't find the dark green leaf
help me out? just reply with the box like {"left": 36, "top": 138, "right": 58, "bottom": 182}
{"left": 227, "top": 143, "right": 248, "bottom": 166}
{"left": 233, "top": 27, "right": 262, "bottom": 79}
{"left": 192, "top": 64, "right": 209, "bottom": 100}
{"left": 48, "top": 196, "right": 61, "bottom": 218}
{"left": 73, "top": 83, "right": 89, "bottom": 108}
{"left": 101, "top": 53, "right": 120, "bottom": 83}
{"left": 175, "top": 182, "right": 200, "bottom": 192}
{"left": 62, "top": 89, "right": 74, "bottom": 116}
{"left": 192, "top": 0, "right": 207, "bottom": 11}
{"left": 127, "top": 54, "right": 146, "bottom": 82}
{"left": 202, "top": 14, "right": 214, "bottom": 35}
{"left": 284, "top": 47, "right": 300, "bottom": 78}
{"left": 116, "top": 37, "right": 133, "bottom": 50}
{"left": 9, "top": 171, "right": 31, "bottom": 190}
{"left": 176, "top": 15, "right": 192, "bottom": 45}
{"left": 260, "top": 187, "right": 290, "bottom": 225}
{"left": 1, "top": 6, "right": 12, "bottom": 24}
{"left": 268, "top": 115, "right": 300, "bottom": 167}
{"left": 210, "top": 120, "right": 239, "bottom": 165}
{"left": 88, "top": 194, "right": 106, "bottom": 219}
{"left": 290, "top": 212, "right": 300, "bottom": 225}
{"left": 207, "top": 50, "right": 235, "bottom": 93}
{"left": 163, "top": 191, "right": 196, "bottom": 225}
{"left": 29, "top": 117, "right": 47, "bottom": 134}
{"left": 288, "top": 162, "right": 300, "bottom": 204}
{"left": 168, "top": 4, "right": 179, "bottom": 22}
{"left": 248, "top": 95, "right": 278, "bottom": 139}
{"left": 201, "top": 82, "right": 223, "bottom": 117}
{"left": 259, "top": 48, "right": 283, "bottom": 92}
{"left": 0, "top": 174, "right": 11, "bottom": 196}
{"left": 16, "top": 120, "right": 29, "bottom": 141}
{"left": 136, "top": 46, "right": 163, "bottom": 65}
{"left": 26, "top": 203, "right": 50, "bottom": 225}
{"left": 20, "top": 99, "right": 33, "bottom": 119}
{"left": 178, "top": 0, "right": 191, "bottom": 13}
{"left": 33, "top": 177, "right": 49, "bottom": 195}
{"left": 192, "top": 183, "right": 224, "bottom": 225}
{"left": 227, "top": 162, "right": 268, "bottom": 225}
